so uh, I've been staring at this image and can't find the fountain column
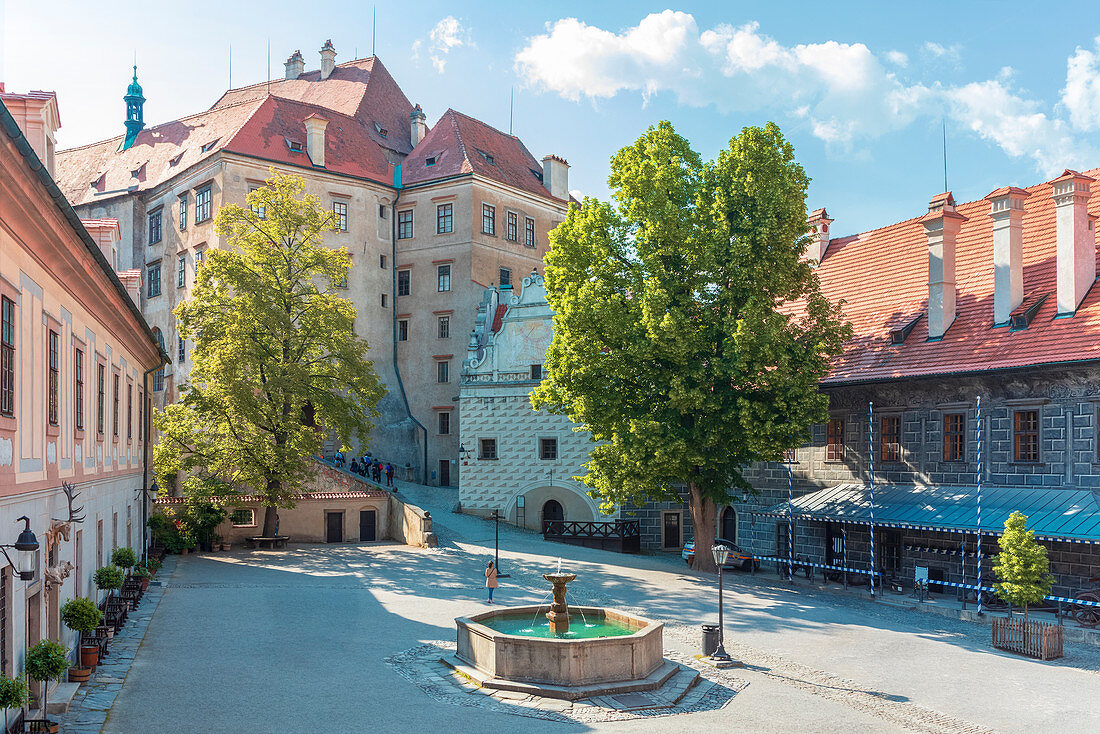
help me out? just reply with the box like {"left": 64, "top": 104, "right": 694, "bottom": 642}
{"left": 542, "top": 572, "right": 576, "bottom": 634}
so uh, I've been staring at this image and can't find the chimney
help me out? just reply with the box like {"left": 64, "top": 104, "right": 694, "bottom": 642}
{"left": 0, "top": 86, "right": 61, "bottom": 176}
{"left": 410, "top": 104, "right": 427, "bottom": 147}
{"left": 805, "top": 208, "right": 833, "bottom": 265}
{"left": 985, "top": 187, "right": 1029, "bottom": 326}
{"left": 81, "top": 218, "right": 121, "bottom": 270}
{"left": 320, "top": 40, "right": 337, "bottom": 80}
{"left": 541, "top": 155, "right": 569, "bottom": 200}
{"left": 1052, "top": 169, "right": 1096, "bottom": 316}
{"left": 303, "top": 113, "right": 328, "bottom": 167}
{"left": 284, "top": 50, "right": 305, "bottom": 80}
{"left": 921, "top": 192, "right": 967, "bottom": 340}
{"left": 116, "top": 269, "right": 143, "bottom": 306}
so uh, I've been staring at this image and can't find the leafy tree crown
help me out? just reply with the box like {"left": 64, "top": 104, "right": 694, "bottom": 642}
{"left": 993, "top": 511, "right": 1054, "bottom": 610}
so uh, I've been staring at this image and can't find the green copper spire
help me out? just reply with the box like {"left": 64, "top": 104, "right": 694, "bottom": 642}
{"left": 122, "top": 65, "right": 145, "bottom": 151}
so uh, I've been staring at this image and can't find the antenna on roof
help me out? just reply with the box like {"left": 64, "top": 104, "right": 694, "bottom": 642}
{"left": 509, "top": 87, "right": 514, "bottom": 135}
{"left": 372, "top": 6, "right": 377, "bottom": 57}
{"left": 266, "top": 38, "right": 271, "bottom": 95}
{"left": 942, "top": 117, "right": 949, "bottom": 193}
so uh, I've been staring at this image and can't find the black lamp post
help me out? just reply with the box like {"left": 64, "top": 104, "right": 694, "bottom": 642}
{"left": 710, "top": 544, "right": 732, "bottom": 662}
{"left": 491, "top": 509, "right": 509, "bottom": 578}
{"left": 0, "top": 516, "right": 39, "bottom": 581}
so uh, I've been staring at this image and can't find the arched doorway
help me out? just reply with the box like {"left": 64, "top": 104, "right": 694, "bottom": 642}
{"left": 721, "top": 506, "right": 738, "bottom": 543}
{"left": 542, "top": 499, "right": 564, "bottom": 533}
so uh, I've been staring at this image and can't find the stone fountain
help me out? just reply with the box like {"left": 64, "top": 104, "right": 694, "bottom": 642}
{"left": 447, "top": 562, "right": 692, "bottom": 700}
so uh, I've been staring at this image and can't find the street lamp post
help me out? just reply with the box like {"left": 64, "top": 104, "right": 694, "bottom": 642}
{"left": 0, "top": 517, "right": 39, "bottom": 581}
{"left": 492, "top": 509, "right": 509, "bottom": 578}
{"left": 710, "top": 544, "right": 732, "bottom": 663}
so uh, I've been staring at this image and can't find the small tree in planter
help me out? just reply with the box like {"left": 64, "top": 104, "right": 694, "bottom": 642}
{"left": 0, "top": 674, "right": 29, "bottom": 728}
{"left": 25, "top": 640, "right": 68, "bottom": 732}
{"left": 61, "top": 597, "right": 104, "bottom": 670}
{"left": 184, "top": 500, "right": 227, "bottom": 552}
{"left": 993, "top": 511, "right": 1055, "bottom": 623}
{"left": 94, "top": 566, "right": 124, "bottom": 602}
{"left": 110, "top": 547, "right": 137, "bottom": 575}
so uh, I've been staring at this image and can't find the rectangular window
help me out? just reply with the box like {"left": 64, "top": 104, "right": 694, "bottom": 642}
{"left": 177, "top": 253, "right": 186, "bottom": 288}
{"left": 437, "top": 264, "right": 451, "bottom": 292}
{"left": 381, "top": 293, "right": 388, "bottom": 308}
{"left": 479, "top": 438, "right": 497, "bottom": 460}
{"left": 249, "top": 187, "right": 265, "bottom": 219}
{"left": 178, "top": 194, "right": 188, "bottom": 230}
{"left": 147, "top": 209, "right": 162, "bottom": 245}
{"left": 438, "top": 411, "right": 450, "bottom": 435}
{"left": 826, "top": 418, "right": 844, "bottom": 461}
{"left": 525, "top": 217, "right": 536, "bottom": 247}
{"left": 397, "top": 270, "right": 410, "bottom": 296}
{"left": 112, "top": 373, "right": 119, "bottom": 437}
{"left": 482, "top": 204, "right": 496, "bottom": 235}
{"left": 437, "top": 203, "right": 453, "bottom": 234}
{"left": 499, "top": 268, "right": 511, "bottom": 287}
{"left": 96, "top": 364, "right": 105, "bottom": 435}
{"left": 379, "top": 254, "right": 387, "bottom": 269}
{"left": 178, "top": 336, "right": 186, "bottom": 363}
{"left": 230, "top": 509, "right": 255, "bottom": 527}
{"left": 943, "top": 413, "right": 965, "bottom": 462}
{"left": 437, "top": 361, "right": 449, "bottom": 383}
{"left": 540, "top": 437, "right": 558, "bottom": 460}
{"left": 74, "top": 349, "right": 84, "bottom": 430}
{"left": 153, "top": 365, "right": 164, "bottom": 392}
{"left": 1014, "top": 410, "right": 1040, "bottom": 463}
{"left": 333, "top": 201, "right": 348, "bottom": 231}
{"left": 397, "top": 209, "right": 413, "bottom": 239}
{"left": 195, "top": 184, "right": 212, "bottom": 223}
{"left": 378, "top": 204, "right": 387, "bottom": 218}
{"left": 507, "top": 211, "right": 518, "bottom": 241}
{"left": 48, "top": 330, "right": 59, "bottom": 426}
{"left": 880, "top": 416, "right": 900, "bottom": 462}
{"left": 137, "top": 389, "right": 143, "bottom": 442}
{"left": 530, "top": 364, "right": 542, "bottom": 381}
{"left": 397, "top": 319, "right": 408, "bottom": 342}
{"left": 147, "top": 262, "right": 161, "bottom": 297}
{"left": 127, "top": 383, "right": 132, "bottom": 440}
{"left": 336, "top": 270, "right": 348, "bottom": 289}
{"left": 0, "top": 298, "right": 11, "bottom": 416}
{"left": 437, "top": 316, "right": 450, "bottom": 339}
{"left": 195, "top": 249, "right": 204, "bottom": 269}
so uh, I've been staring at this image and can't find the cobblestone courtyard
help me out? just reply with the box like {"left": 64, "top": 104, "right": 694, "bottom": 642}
{"left": 88, "top": 484, "right": 1100, "bottom": 733}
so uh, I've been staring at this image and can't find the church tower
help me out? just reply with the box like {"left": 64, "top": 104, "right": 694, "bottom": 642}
{"left": 122, "top": 66, "right": 145, "bottom": 150}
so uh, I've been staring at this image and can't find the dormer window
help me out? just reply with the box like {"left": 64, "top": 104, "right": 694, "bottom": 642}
{"left": 286, "top": 138, "right": 304, "bottom": 153}
{"left": 130, "top": 165, "right": 145, "bottom": 179}
{"left": 200, "top": 139, "right": 220, "bottom": 153}
{"left": 168, "top": 152, "right": 184, "bottom": 167}
{"left": 425, "top": 156, "right": 436, "bottom": 167}
{"left": 373, "top": 121, "right": 388, "bottom": 138}
{"left": 530, "top": 167, "right": 544, "bottom": 182}
{"left": 889, "top": 313, "right": 923, "bottom": 345}
{"left": 477, "top": 149, "right": 495, "bottom": 165}
{"left": 91, "top": 173, "right": 106, "bottom": 191}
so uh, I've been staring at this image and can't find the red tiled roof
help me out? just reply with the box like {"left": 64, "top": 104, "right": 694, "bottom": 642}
{"left": 403, "top": 109, "right": 560, "bottom": 202}
{"left": 154, "top": 490, "right": 389, "bottom": 504}
{"left": 491, "top": 304, "right": 508, "bottom": 333}
{"left": 813, "top": 168, "right": 1100, "bottom": 384}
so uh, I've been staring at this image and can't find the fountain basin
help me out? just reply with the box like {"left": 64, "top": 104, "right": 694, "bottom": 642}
{"left": 455, "top": 605, "right": 663, "bottom": 687}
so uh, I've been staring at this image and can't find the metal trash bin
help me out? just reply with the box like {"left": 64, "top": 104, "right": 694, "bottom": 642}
{"left": 701, "top": 624, "right": 720, "bottom": 656}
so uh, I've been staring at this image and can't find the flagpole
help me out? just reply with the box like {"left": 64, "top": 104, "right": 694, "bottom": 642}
{"left": 786, "top": 450, "right": 794, "bottom": 584}
{"left": 869, "top": 401, "right": 876, "bottom": 597}
{"left": 976, "top": 395, "right": 983, "bottom": 615}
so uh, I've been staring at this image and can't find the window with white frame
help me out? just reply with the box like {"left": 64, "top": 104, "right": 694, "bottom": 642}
{"left": 506, "top": 211, "right": 518, "bottom": 241}
{"left": 147, "top": 262, "right": 161, "bottom": 297}
{"left": 249, "top": 186, "right": 265, "bottom": 219}
{"left": 195, "top": 184, "right": 212, "bottom": 223}
{"left": 437, "top": 203, "right": 453, "bottom": 234}
{"left": 333, "top": 200, "right": 348, "bottom": 231}
{"left": 482, "top": 204, "right": 496, "bottom": 235}
{"left": 437, "top": 264, "right": 451, "bottom": 292}
{"left": 397, "top": 269, "right": 410, "bottom": 296}
{"left": 177, "top": 253, "right": 186, "bottom": 288}
{"left": 178, "top": 193, "right": 188, "bottom": 230}
{"left": 479, "top": 438, "right": 497, "bottom": 460}
{"left": 438, "top": 411, "right": 450, "bottom": 435}
{"left": 230, "top": 509, "right": 256, "bottom": 527}
{"left": 525, "top": 217, "right": 536, "bottom": 247}
{"left": 148, "top": 209, "right": 162, "bottom": 245}
{"left": 397, "top": 209, "right": 413, "bottom": 239}
{"left": 437, "top": 360, "right": 449, "bottom": 383}
{"left": 437, "top": 316, "right": 449, "bottom": 339}
{"left": 539, "top": 437, "right": 558, "bottom": 460}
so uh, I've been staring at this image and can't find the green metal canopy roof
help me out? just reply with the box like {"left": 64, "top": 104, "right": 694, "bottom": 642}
{"left": 751, "top": 483, "right": 1100, "bottom": 543}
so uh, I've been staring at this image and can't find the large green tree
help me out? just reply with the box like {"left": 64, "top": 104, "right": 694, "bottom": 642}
{"left": 993, "top": 511, "right": 1054, "bottom": 622}
{"left": 154, "top": 172, "right": 385, "bottom": 536}
{"left": 532, "top": 121, "right": 849, "bottom": 572}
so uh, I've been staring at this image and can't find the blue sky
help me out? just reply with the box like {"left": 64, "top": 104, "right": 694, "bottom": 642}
{"left": 4, "top": 1, "right": 1100, "bottom": 235}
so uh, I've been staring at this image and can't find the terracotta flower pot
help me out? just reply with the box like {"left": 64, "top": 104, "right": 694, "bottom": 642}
{"left": 140, "top": 578, "right": 150, "bottom": 591}
{"left": 80, "top": 644, "right": 99, "bottom": 668}
{"left": 69, "top": 665, "right": 92, "bottom": 683}
{"left": 221, "top": 543, "right": 232, "bottom": 551}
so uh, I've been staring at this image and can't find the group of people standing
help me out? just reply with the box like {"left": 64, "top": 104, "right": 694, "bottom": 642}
{"left": 333, "top": 451, "right": 395, "bottom": 487}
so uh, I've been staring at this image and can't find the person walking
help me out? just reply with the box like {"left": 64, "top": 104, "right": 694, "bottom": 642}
{"left": 485, "top": 561, "right": 498, "bottom": 603}
{"left": 385, "top": 463, "right": 394, "bottom": 487}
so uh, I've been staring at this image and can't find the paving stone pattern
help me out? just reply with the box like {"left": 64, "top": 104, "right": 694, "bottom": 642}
{"left": 54, "top": 556, "right": 176, "bottom": 734}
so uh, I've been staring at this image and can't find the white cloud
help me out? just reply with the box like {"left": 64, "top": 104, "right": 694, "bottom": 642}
{"left": 515, "top": 12, "right": 1098, "bottom": 176}
{"left": 414, "top": 16, "right": 473, "bottom": 73}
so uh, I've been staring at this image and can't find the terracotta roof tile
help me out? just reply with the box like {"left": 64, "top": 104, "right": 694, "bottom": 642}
{"left": 813, "top": 168, "right": 1100, "bottom": 383}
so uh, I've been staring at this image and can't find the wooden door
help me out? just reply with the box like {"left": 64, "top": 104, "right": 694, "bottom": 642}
{"left": 359, "top": 510, "right": 376, "bottom": 542}
{"left": 438, "top": 459, "right": 450, "bottom": 486}
{"left": 662, "top": 512, "right": 681, "bottom": 549}
{"left": 325, "top": 512, "right": 343, "bottom": 543}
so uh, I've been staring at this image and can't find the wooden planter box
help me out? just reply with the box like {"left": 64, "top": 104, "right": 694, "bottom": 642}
{"left": 992, "top": 617, "right": 1063, "bottom": 660}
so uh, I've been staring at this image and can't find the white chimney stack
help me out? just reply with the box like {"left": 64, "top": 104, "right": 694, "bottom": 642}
{"left": 410, "top": 104, "right": 427, "bottom": 147}
{"left": 303, "top": 113, "right": 328, "bottom": 167}
{"left": 320, "top": 40, "right": 337, "bottom": 80}
{"left": 985, "top": 187, "right": 1029, "bottom": 326}
{"left": 921, "top": 192, "right": 967, "bottom": 340}
{"left": 1052, "top": 169, "right": 1096, "bottom": 316}
{"left": 805, "top": 208, "right": 833, "bottom": 265}
{"left": 541, "top": 155, "right": 569, "bottom": 200}
{"left": 284, "top": 50, "right": 305, "bottom": 80}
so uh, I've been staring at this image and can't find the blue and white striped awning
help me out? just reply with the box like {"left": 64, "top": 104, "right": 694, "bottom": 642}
{"left": 748, "top": 483, "right": 1100, "bottom": 544}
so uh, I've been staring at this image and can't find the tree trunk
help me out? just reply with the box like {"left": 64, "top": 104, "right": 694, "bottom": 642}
{"left": 688, "top": 482, "right": 718, "bottom": 574}
{"left": 262, "top": 505, "right": 279, "bottom": 537}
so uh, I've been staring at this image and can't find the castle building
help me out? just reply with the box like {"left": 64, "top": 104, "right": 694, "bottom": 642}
{"left": 0, "top": 84, "right": 166, "bottom": 725}
{"left": 54, "top": 44, "right": 572, "bottom": 487}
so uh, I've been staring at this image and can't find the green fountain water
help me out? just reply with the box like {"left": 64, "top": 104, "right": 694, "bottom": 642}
{"left": 479, "top": 613, "right": 638, "bottom": 639}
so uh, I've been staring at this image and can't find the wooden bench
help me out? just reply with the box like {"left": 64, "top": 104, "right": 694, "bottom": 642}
{"left": 245, "top": 536, "right": 290, "bottom": 549}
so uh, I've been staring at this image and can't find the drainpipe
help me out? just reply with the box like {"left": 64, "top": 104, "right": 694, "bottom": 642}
{"left": 140, "top": 357, "right": 167, "bottom": 563}
{"left": 387, "top": 164, "right": 429, "bottom": 485}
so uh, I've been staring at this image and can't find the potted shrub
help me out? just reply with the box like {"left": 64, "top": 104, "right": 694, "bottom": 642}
{"left": 0, "top": 674, "right": 29, "bottom": 725}
{"left": 110, "top": 547, "right": 137, "bottom": 575}
{"left": 25, "top": 640, "right": 68, "bottom": 733}
{"left": 94, "top": 565, "right": 124, "bottom": 604}
{"left": 185, "top": 500, "right": 227, "bottom": 553}
{"left": 134, "top": 564, "right": 152, "bottom": 590}
{"left": 61, "top": 597, "right": 104, "bottom": 671}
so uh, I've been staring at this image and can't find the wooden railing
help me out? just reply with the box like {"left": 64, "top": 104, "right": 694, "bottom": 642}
{"left": 992, "top": 617, "right": 1063, "bottom": 660}
{"left": 542, "top": 520, "right": 641, "bottom": 553}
